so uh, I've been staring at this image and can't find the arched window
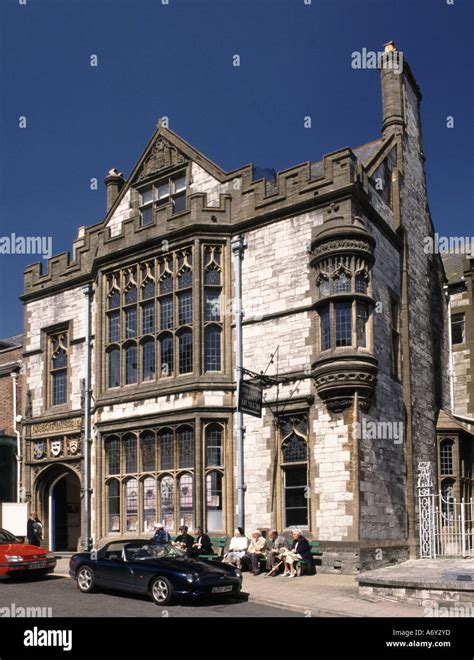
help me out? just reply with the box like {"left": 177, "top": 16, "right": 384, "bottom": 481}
{"left": 106, "top": 436, "right": 120, "bottom": 475}
{"left": 142, "top": 339, "right": 155, "bottom": 381}
{"left": 142, "top": 477, "right": 156, "bottom": 532}
{"left": 160, "top": 475, "right": 175, "bottom": 530}
{"left": 125, "top": 478, "right": 138, "bottom": 532}
{"left": 50, "top": 333, "right": 68, "bottom": 406}
{"left": 441, "top": 479, "right": 455, "bottom": 522}
{"left": 280, "top": 414, "right": 308, "bottom": 528}
{"left": 205, "top": 326, "right": 221, "bottom": 371}
{"left": 334, "top": 270, "right": 351, "bottom": 293}
{"left": 282, "top": 434, "right": 308, "bottom": 462}
{"left": 159, "top": 429, "right": 174, "bottom": 470}
{"left": 125, "top": 343, "right": 137, "bottom": 384}
{"left": 108, "top": 346, "right": 120, "bottom": 388}
{"left": 159, "top": 333, "right": 173, "bottom": 377}
{"left": 107, "top": 480, "right": 120, "bottom": 532}
{"left": 177, "top": 426, "right": 194, "bottom": 468}
{"left": 140, "top": 431, "right": 156, "bottom": 472}
{"left": 205, "top": 424, "right": 223, "bottom": 466}
{"left": 440, "top": 440, "right": 454, "bottom": 476}
{"left": 317, "top": 274, "right": 330, "bottom": 299}
{"left": 179, "top": 473, "right": 194, "bottom": 528}
{"left": 179, "top": 330, "right": 193, "bottom": 374}
{"left": 206, "top": 471, "right": 223, "bottom": 531}
{"left": 124, "top": 434, "right": 137, "bottom": 473}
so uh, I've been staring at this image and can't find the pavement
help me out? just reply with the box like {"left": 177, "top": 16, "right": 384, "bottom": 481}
{"left": 54, "top": 555, "right": 427, "bottom": 617}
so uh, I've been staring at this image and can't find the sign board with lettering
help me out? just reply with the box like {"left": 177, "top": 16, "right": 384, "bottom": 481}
{"left": 238, "top": 381, "right": 262, "bottom": 418}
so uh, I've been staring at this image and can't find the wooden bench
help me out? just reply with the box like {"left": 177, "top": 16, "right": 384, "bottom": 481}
{"left": 197, "top": 535, "right": 227, "bottom": 560}
{"left": 295, "top": 540, "right": 321, "bottom": 575}
{"left": 259, "top": 539, "right": 322, "bottom": 573}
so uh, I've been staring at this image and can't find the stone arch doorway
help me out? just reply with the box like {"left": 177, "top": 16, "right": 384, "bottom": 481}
{"left": 34, "top": 464, "right": 81, "bottom": 551}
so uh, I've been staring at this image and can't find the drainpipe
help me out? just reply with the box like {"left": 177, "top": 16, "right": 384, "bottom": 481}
{"left": 82, "top": 284, "right": 93, "bottom": 551}
{"left": 11, "top": 371, "right": 22, "bottom": 502}
{"left": 444, "top": 285, "right": 455, "bottom": 413}
{"left": 231, "top": 236, "right": 247, "bottom": 531}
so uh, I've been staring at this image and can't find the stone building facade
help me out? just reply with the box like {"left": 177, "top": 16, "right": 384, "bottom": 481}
{"left": 0, "top": 334, "right": 22, "bottom": 503}
{"left": 20, "top": 44, "right": 451, "bottom": 570}
{"left": 437, "top": 254, "right": 474, "bottom": 504}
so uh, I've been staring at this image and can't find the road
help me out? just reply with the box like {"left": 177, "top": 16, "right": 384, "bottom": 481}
{"left": 0, "top": 573, "right": 300, "bottom": 618}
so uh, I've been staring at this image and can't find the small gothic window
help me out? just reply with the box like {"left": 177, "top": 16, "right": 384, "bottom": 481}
{"left": 440, "top": 440, "right": 454, "bottom": 476}
{"left": 355, "top": 272, "right": 367, "bottom": 294}
{"left": 334, "top": 271, "right": 351, "bottom": 293}
{"left": 282, "top": 434, "right": 308, "bottom": 462}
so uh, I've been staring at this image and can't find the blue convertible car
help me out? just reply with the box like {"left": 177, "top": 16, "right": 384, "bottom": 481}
{"left": 69, "top": 539, "right": 242, "bottom": 605}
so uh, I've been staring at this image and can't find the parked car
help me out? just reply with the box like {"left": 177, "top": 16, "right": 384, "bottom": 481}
{"left": 69, "top": 539, "right": 242, "bottom": 605}
{"left": 0, "top": 528, "right": 56, "bottom": 577}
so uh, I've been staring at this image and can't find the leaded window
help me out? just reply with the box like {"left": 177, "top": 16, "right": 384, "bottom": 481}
{"left": 320, "top": 305, "right": 330, "bottom": 351}
{"left": 440, "top": 440, "right": 454, "bottom": 476}
{"left": 205, "top": 424, "right": 223, "bottom": 466}
{"left": 103, "top": 422, "right": 224, "bottom": 535}
{"left": 279, "top": 414, "right": 309, "bottom": 528}
{"left": 203, "top": 245, "right": 223, "bottom": 373}
{"left": 108, "top": 480, "right": 120, "bottom": 532}
{"left": 177, "top": 426, "right": 194, "bottom": 468}
{"left": 106, "top": 437, "right": 120, "bottom": 475}
{"left": 356, "top": 302, "right": 368, "bottom": 348}
{"left": 159, "top": 429, "right": 174, "bottom": 470}
{"left": 206, "top": 471, "right": 223, "bottom": 531}
{"left": 142, "top": 477, "right": 156, "bottom": 532}
{"left": 138, "top": 172, "right": 187, "bottom": 226}
{"left": 140, "top": 431, "right": 156, "bottom": 472}
{"left": 142, "top": 339, "right": 155, "bottom": 381}
{"left": 124, "top": 434, "right": 137, "bottom": 473}
{"left": 160, "top": 476, "right": 175, "bottom": 530}
{"left": 179, "top": 473, "right": 194, "bottom": 528}
{"left": 50, "top": 332, "right": 68, "bottom": 407}
{"left": 125, "top": 343, "right": 137, "bottom": 384}
{"left": 205, "top": 326, "right": 221, "bottom": 371}
{"left": 179, "top": 330, "right": 193, "bottom": 374}
{"left": 125, "top": 478, "right": 138, "bottom": 532}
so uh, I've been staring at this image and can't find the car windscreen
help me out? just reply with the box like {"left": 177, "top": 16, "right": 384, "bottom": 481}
{"left": 124, "top": 542, "right": 186, "bottom": 561}
{"left": 0, "top": 529, "right": 20, "bottom": 544}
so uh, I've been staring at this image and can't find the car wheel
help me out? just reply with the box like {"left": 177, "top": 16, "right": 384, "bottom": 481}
{"left": 150, "top": 576, "right": 174, "bottom": 606}
{"left": 76, "top": 566, "right": 95, "bottom": 593}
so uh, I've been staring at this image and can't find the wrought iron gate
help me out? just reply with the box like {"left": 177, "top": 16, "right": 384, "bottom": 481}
{"left": 417, "top": 461, "right": 474, "bottom": 558}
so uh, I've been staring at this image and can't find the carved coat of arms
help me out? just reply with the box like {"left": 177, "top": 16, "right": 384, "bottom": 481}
{"left": 50, "top": 440, "right": 62, "bottom": 457}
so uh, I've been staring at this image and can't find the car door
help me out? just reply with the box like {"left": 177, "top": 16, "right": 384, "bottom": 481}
{"left": 94, "top": 542, "right": 134, "bottom": 592}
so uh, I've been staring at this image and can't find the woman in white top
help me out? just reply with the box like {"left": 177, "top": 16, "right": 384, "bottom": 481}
{"left": 222, "top": 527, "right": 249, "bottom": 568}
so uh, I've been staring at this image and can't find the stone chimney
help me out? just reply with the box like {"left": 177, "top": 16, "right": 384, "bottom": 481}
{"left": 379, "top": 41, "right": 406, "bottom": 136}
{"left": 104, "top": 168, "right": 125, "bottom": 212}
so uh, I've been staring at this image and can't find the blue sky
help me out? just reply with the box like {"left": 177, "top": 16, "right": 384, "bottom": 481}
{"left": 0, "top": 0, "right": 472, "bottom": 337}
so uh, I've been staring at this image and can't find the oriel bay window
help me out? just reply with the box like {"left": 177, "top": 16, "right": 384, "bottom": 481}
{"left": 104, "top": 243, "right": 225, "bottom": 388}
{"left": 318, "top": 300, "right": 369, "bottom": 351}
{"left": 103, "top": 423, "right": 225, "bottom": 534}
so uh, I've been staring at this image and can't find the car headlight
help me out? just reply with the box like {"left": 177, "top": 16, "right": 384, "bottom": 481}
{"left": 235, "top": 569, "right": 242, "bottom": 579}
{"left": 6, "top": 555, "right": 24, "bottom": 563}
{"left": 45, "top": 552, "right": 55, "bottom": 560}
{"left": 185, "top": 572, "right": 195, "bottom": 583}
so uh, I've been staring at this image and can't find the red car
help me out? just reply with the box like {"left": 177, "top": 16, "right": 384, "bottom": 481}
{"left": 0, "top": 528, "right": 56, "bottom": 577}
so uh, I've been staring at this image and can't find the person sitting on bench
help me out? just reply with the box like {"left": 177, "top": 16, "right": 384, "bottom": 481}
{"left": 190, "top": 527, "right": 214, "bottom": 558}
{"left": 242, "top": 530, "right": 267, "bottom": 576}
{"left": 282, "top": 530, "right": 312, "bottom": 577}
{"left": 222, "top": 527, "right": 248, "bottom": 568}
{"left": 266, "top": 529, "right": 289, "bottom": 571}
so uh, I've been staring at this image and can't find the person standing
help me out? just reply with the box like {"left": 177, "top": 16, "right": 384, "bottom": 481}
{"left": 27, "top": 512, "right": 42, "bottom": 547}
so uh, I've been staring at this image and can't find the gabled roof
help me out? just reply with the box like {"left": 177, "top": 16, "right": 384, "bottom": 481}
{"left": 437, "top": 409, "right": 472, "bottom": 434}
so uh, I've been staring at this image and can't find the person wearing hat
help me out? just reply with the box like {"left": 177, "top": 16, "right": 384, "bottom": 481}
{"left": 150, "top": 522, "right": 170, "bottom": 544}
